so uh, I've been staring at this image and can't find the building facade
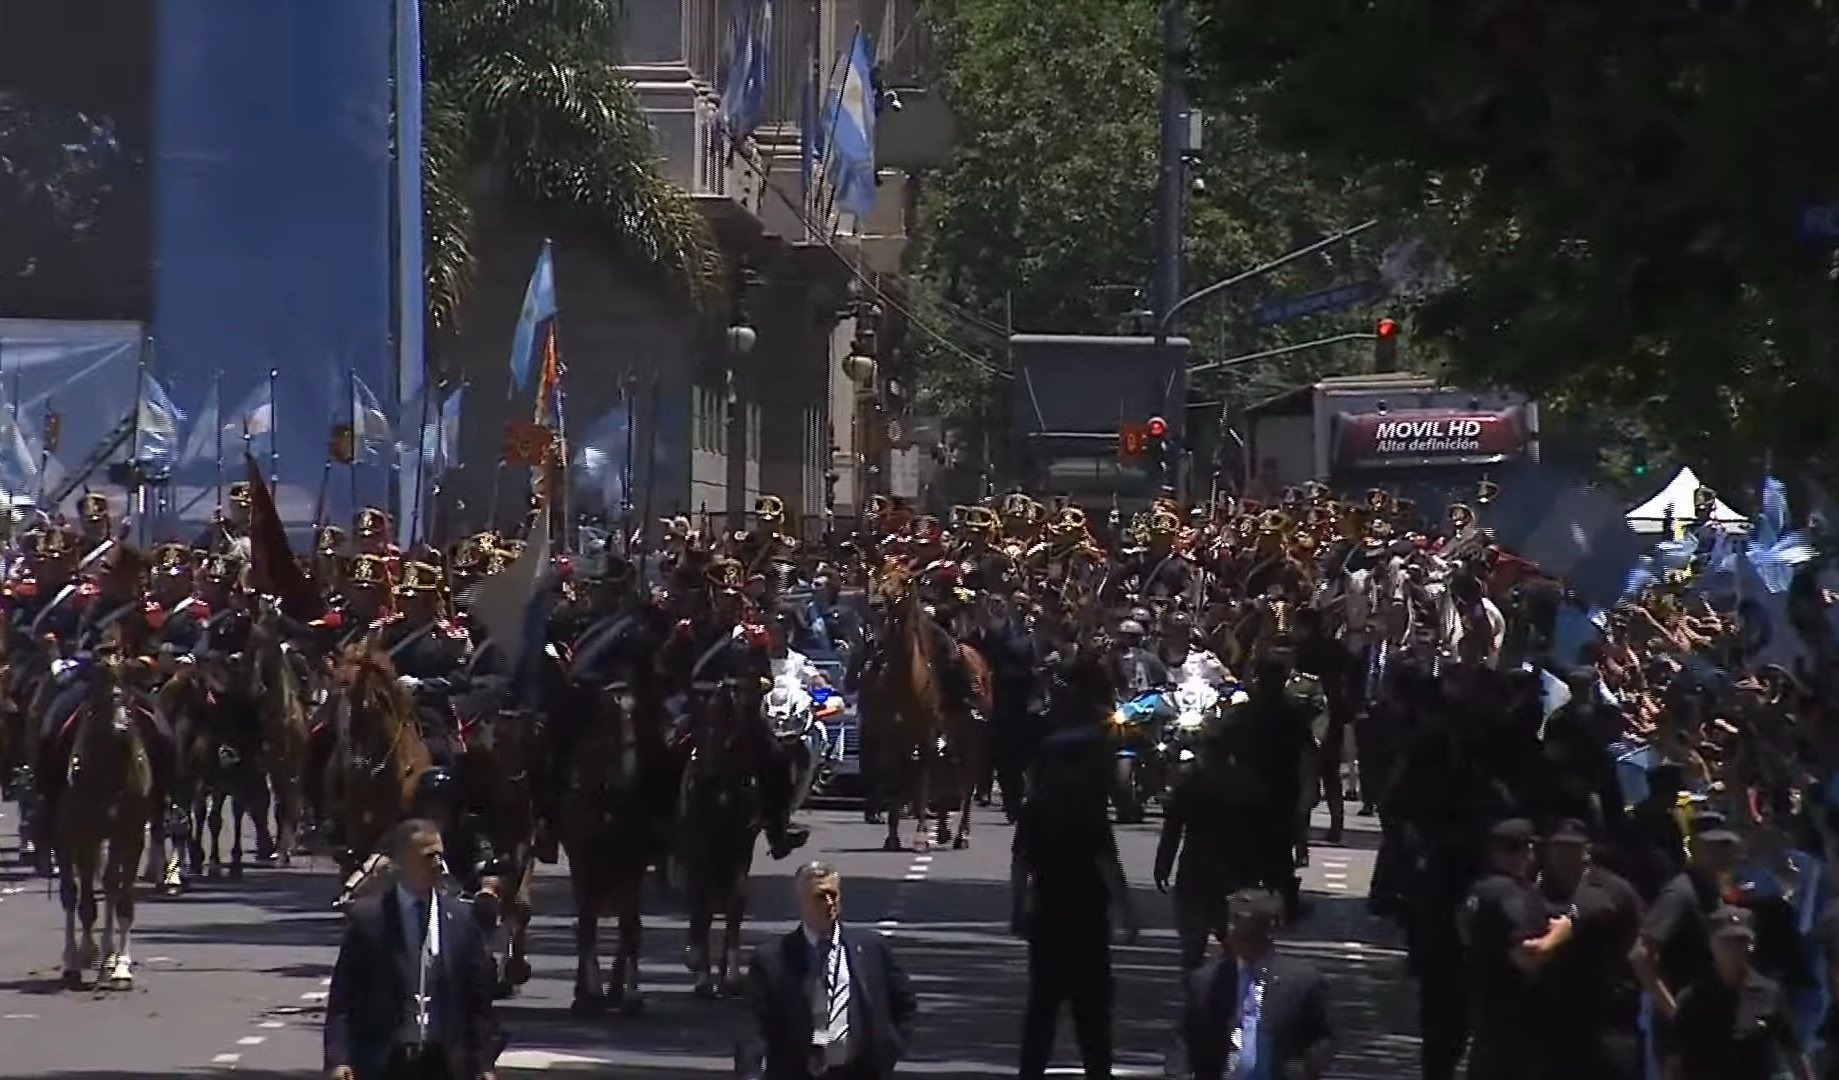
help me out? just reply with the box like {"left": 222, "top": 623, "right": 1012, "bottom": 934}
{"left": 436, "top": 0, "right": 944, "bottom": 541}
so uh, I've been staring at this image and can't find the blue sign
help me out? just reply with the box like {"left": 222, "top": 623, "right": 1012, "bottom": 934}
{"left": 1800, "top": 204, "right": 1839, "bottom": 242}
{"left": 1252, "top": 279, "right": 1385, "bottom": 327}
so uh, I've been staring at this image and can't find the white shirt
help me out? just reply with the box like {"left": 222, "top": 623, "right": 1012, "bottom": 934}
{"left": 395, "top": 885, "right": 441, "bottom": 1035}
{"left": 1180, "top": 649, "right": 1231, "bottom": 690}
{"left": 803, "top": 924, "right": 851, "bottom": 1067}
{"left": 772, "top": 648, "right": 825, "bottom": 692}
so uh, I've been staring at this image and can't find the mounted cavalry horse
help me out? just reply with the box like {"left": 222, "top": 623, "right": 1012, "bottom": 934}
{"left": 56, "top": 646, "right": 156, "bottom": 989}
{"left": 324, "top": 643, "right": 434, "bottom": 875}
{"left": 861, "top": 559, "right": 987, "bottom": 852}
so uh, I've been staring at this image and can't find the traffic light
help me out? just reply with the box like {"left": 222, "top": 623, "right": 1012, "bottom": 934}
{"left": 1145, "top": 416, "right": 1170, "bottom": 483}
{"left": 1631, "top": 435, "right": 1650, "bottom": 479}
{"left": 1374, "top": 317, "right": 1399, "bottom": 372}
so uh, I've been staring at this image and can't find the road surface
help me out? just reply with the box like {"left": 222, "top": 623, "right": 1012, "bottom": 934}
{"left": 0, "top": 804, "right": 1418, "bottom": 1078}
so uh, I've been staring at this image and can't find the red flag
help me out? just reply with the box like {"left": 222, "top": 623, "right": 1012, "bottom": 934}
{"left": 244, "top": 456, "right": 326, "bottom": 621}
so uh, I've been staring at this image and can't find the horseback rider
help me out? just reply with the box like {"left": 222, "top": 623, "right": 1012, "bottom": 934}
{"left": 33, "top": 542, "right": 167, "bottom": 873}
{"left": 148, "top": 543, "right": 208, "bottom": 669}
{"left": 371, "top": 559, "right": 472, "bottom": 770}
{"left": 76, "top": 493, "right": 113, "bottom": 550}
{"left": 545, "top": 543, "right": 672, "bottom": 861}
{"left": 662, "top": 556, "right": 809, "bottom": 860}
{"left": 190, "top": 482, "right": 252, "bottom": 555}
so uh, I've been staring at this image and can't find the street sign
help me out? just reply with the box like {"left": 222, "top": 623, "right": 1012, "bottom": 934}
{"left": 1799, "top": 203, "right": 1839, "bottom": 243}
{"left": 1252, "top": 279, "right": 1384, "bottom": 327}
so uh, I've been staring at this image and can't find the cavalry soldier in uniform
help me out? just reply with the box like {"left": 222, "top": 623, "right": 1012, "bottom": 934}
{"left": 311, "top": 525, "right": 350, "bottom": 595}
{"left": 729, "top": 495, "right": 800, "bottom": 603}
{"left": 192, "top": 481, "right": 253, "bottom": 555}
{"left": 1118, "top": 506, "right": 1195, "bottom": 602}
{"left": 370, "top": 560, "right": 472, "bottom": 770}
{"left": 353, "top": 505, "right": 400, "bottom": 562}
{"left": 32, "top": 543, "right": 164, "bottom": 873}
{"left": 148, "top": 543, "right": 207, "bottom": 664}
{"left": 76, "top": 492, "right": 113, "bottom": 550}
{"left": 953, "top": 505, "right": 1011, "bottom": 594}
{"left": 661, "top": 556, "right": 809, "bottom": 860}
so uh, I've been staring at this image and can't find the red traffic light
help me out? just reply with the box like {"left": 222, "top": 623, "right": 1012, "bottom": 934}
{"left": 1146, "top": 416, "right": 1168, "bottom": 438}
{"left": 1375, "top": 317, "right": 1399, "bottom": 338}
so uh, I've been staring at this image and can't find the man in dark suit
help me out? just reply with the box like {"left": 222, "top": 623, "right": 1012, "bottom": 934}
{"left": 740, "top": 861, "right": 918, "bottom": 1079}
{"left": 325, "top": 819, "right": 501, "bottom": 1080}
{"left": 1183, "top": 889, "right": 1335, "bottom": 1079}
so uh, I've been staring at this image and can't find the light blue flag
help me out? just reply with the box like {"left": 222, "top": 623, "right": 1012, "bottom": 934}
{"left": 437, "top": 387, "right": 463, "bottom": 474}
{"left": 133, "top": 375, "right": 186, "bottom": 473}
{"left": 351, "top": 374, "right": 393, "bottom": 462}
{"left": 507, "top": 242, "right": 557, "bottom": 390}
{"left": 719, "top": 0, "right": 772, "bottom": 144}
{"left": 818, "top": 28, "right": 879, "bottom": 218}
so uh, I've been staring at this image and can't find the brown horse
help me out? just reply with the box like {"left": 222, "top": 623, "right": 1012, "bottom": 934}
{"left": 56, "top": 653, "right": 154, "bottom": 989}
{"left": 560, "top": 665, "right": 666, "bottom": 1014}
{"left": 862, "top": 562, "right": 972, "bottom": 852}
{"left": 675, "top": 673, "right": 765, "bottom": 998}
{"left": 326, "top": 645, "right": 432, "bottom": 874}
{"left": 455, "top": 701, "right": 539, "bottom": 1000}
{"left": 247, "top": 599, "right": 310, "bottom": 864}
{"left": 159, "top": 659, "right": 269, "bottom": 882}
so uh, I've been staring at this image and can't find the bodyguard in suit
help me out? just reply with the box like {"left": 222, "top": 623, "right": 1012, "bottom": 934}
{"left": 325, "top": 819, "right": 502, "bottom": 1080}
{"left": 1183, "top": 889, "right": 1335, "bottom": 1079}
{"left": 740, "top": 861, "right": 918, "bottom": 1079}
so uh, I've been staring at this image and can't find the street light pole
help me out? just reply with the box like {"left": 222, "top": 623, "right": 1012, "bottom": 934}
{"left": 1154, "top": 218, "right": 1381, "bottom": 348}
{"left": 1151, "top": 0, "right": 1187, "bottom": 325}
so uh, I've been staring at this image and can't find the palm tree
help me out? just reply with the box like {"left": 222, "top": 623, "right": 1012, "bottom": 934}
{"left": 422, "top": 0, "right": 722, "bottom": 331}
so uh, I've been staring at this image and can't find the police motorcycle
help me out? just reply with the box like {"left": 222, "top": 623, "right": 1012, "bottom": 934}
{"left": 1158, "top": 674, "right": 1247, "bottom": 778}
{"left": 1107, "top": 619, "right": 1172, "bottom": 824}
{"left": 762, "top": 631, "right": 839, "bottom": 816}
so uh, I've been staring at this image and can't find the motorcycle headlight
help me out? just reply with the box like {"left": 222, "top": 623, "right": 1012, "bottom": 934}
{"left": 1178, "top": 748, "right": 1197, "bottom": 763}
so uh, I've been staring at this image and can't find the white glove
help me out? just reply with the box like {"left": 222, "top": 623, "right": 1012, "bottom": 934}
{"left": 51, "top": 657, "right": 79, "bottom": 679}
{"left": 177, "top": 653, "right": 197, "bottom": 666}
{"left": 397, "top": 675, "right": 423, "bottom": 691}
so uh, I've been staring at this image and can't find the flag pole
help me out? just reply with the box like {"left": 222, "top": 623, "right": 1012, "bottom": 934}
{"left": 347, "top": 366, "right": 359, "bottom": 528}
{"left": 409, "top": 377, "right": 435, "bottom": 551}
{"left": 621, "top": 369, "right": 637, "bottom": 556}
{"left": 212, "top": 369, "right": 224, "bottom": 511}
{"left": 129, "top": 337, "right": 151, "bottom": 546}
{"left": 267, "top": 367, "right": 280, "bottom": 489}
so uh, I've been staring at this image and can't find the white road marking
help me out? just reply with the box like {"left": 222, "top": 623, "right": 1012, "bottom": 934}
{"left": 2, "top": 1013, "right": 38, "bottom": 1020}
{"left": 211, "top": 1053, "right": 241, "bottom": 1066}
{"left": 300, "top": 990, "right": 328, "bottom": 1002}
{"left": 319, "top": 976, "right": 332, "bottom": 986}
{"left": 498, "top": 1048, "right": 617, "bottom": 1069}
{"left": 902, "top": 873, "right": 927, "bottom": 882}
{"left": 236, "top": 1035, "right": 265, "bottom": 1046}
{"left": 913, "top": 854, "right": 933, "bottom": 864}
{"left": 256, "top": 1020, "right": 285, "bottom": 1029}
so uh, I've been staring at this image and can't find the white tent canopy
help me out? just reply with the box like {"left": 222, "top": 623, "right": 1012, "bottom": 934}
{"left": 1624, "top": 466, "right": 1747, "bottom": 533}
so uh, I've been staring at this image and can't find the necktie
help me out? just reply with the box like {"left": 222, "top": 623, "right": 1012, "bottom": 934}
{"left": 1231, "top": 967, "right": 1263, "bottom": 1079}
{"left": 811, "top": 941, "right": 849, "bottom": 1062}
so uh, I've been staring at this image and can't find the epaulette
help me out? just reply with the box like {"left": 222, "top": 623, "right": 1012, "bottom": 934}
{"left": 738, "top": 621, "right": 771, "bottom": 649}
{"left": 77, "top": 581, "right": 100, "bottom": 599}
{"left": 142, "top": 599, "right": 166, "bottom": 631}
{"left": 369, "top": 611, "right": 405, "bottom": 632}
{"left": 437, "top": 617, "right": 469, "bottom": 640}
{"left": 307, "top": 609, "right": 343, "bottom": 630}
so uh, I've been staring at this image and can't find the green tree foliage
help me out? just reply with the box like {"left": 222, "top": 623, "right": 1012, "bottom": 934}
{"left": 423, "top": 0, "right": 721, "bottom": 332}
{"left": 1189, "top": 0, "right": 1839, "bottom": 481}
{"left": 911, "top": 0, "right": 1377, "bottom": 442}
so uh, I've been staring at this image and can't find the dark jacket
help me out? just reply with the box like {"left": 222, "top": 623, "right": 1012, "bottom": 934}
{"left": 740, "top": 925, "right": 918, "bottom": 1080}
{"left": 1184, "top": 952, "right": 1334, "bottom": 1079}
{"left": 323, "top": 888, "right": 501, "bottom": 1080}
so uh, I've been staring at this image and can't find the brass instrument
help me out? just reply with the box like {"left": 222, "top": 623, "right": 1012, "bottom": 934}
{"left": 1477, "top": 478, "right": 1499, "bottom": 507}
{"left": 1448, "top": 502, "right": 1474, "bottom": 529}
{"left": 1257, "top": 508, "right": 1290, "bottom": 535}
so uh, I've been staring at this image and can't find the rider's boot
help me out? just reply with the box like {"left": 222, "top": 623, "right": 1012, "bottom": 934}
{"left": 760, "top": 745, "right": 809, "bottom": 860}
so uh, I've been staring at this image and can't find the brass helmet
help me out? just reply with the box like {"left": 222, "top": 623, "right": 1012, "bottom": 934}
{"left": 28, "top": 525, "right": 76, "bottom": 561}
{"left": 151, "top": 542, "right": 192, "bottom": 578}
{"left": 864, "top": 494, "right": 891, "bottom": 519}
{"left": 1257, "top": 508, "right": 1291, "bottom": 535}
{"left": 1448, "top": 502, "right": 1474, "bottom": 528}
{"left": 355, "top": 505, "right": 391, "bottom": 541}
{"left": 79, "top": 491, "right": 110, "bottom": 528}
{"left": 754, "top": 494, "right": 785, "bottom": 525}
{"left": 1052, "top": 506, "right": 1088, "bottom": 536}
{"left": 450, "top": 532, "right": 498, "bottom": 575}
{"left": 1302, "top": 480, "right": 1330, "bottom": 504}
{"left": 961, "top": 505, "right": 999, "bottom": 537}
{"left": 705, "top": 556, "right": 745, "bottom": 594}
{"left": 227, "top": 480, "right": 253, "bottom": 509}
{"left": 1280, "top": 486, "right": 1304, "bottom": 510}
{"left": 1365, "top": 487, "right": 1393, "bottom": 515}
{"left": 393, "top": 560, "right": 443, "bottom": 596}
{"left": 1693, "top": 485, "right": 1717, "bottom": 515}
{"left": 1146, "top": 507, "right": 1181, "bottom": 540}
{"left": 347, "top": 553, "right": 392, "bottom": 590}
{"left": 315, "top": 524, "right": 347, "bottom": 556}
{"left": 910, "top": 515, "right": 944, "bottom": 545}
{"left": 201, "top": 553, "right": 244, "bottom": 585}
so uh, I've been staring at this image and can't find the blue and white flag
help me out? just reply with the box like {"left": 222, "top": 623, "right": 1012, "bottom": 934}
{"left": 810, "top": 28, "right": 879, "bottom": 225}
{"left": 178, "top": 380, "right": 220, "bottom": 469}
{"left": 507, "top": 242, "right": 557, "bottom": 391}
{"left": 350, "top": 373, "right": 393, "bottom": 463}
{"left": 719, "top": 0, "right": 772, "bottom": 145}
{"left": 134, "top": 375, "right": 186, "bottom": 473}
